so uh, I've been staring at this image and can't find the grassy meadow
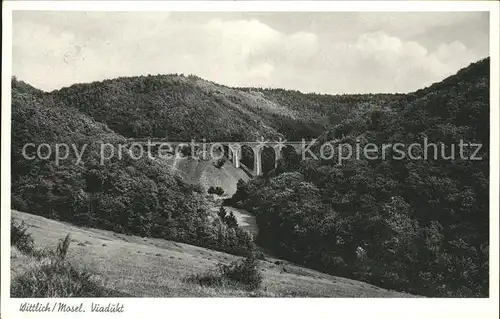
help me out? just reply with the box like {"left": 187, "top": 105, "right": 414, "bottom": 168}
{"left": 11, "top": 210, "right": 412, "bottom": 298}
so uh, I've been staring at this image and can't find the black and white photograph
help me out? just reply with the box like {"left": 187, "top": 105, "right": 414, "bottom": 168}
{"left": 1, "top": 1, "right": 499, "bottom": 318}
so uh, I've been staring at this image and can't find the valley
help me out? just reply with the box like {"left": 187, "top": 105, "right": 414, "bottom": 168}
{"left": 10, "top": 58, "right": 490, "bottom": 298}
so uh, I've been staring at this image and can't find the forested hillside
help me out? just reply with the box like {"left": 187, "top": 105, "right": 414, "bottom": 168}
{"left": 231, "top": 58, "right": 490, "bottom": 297}
{"left": 11, "top": 79, "right": 254, "bottom": 257}
{"left": 11, "top": 58, "right": 489, "bottom": 297}
{"left": 11, "top": 72, "right": 397, "bottom": 246}
{"left": 50, "top": 74, "right": 400, "bottom": 141}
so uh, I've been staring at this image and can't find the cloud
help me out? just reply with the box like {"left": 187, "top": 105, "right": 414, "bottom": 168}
{"left": 12, "top": 12, "right": 488, "bottom": 94}
{"left": 342, "top": 32, "right": 482, "bottom": 92}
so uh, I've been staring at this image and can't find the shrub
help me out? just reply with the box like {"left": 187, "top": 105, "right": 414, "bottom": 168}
{"left": 219, "top": 254, "right": 262, "bottom": 290}
{"left": 217, "top": 206, "right": 227, "bottom": 220}
{"left": 11, "top": 257, "right": 106, "bottom": 297}
{"left": 10, "top": 233, "right": 113, "bottom": 298}
{"left": 224, "top": 212, "right": 238, "bottom": 229}
{"left": 187, "top": 253, "right": 263, "bottom": 291}
{"left": 31, "top": 247, "right": 58, "bottom": 260}
{"left": 56, "top": 234, "right": 71, "bottom": 260}
{"left": 229, "top": 179, "right": 248, "bottom": 205}
{"left": 208, "top": 186, "right": 225, "bottom": 196}
{"left": 11, "top": 195, "right": 28, "bottom": 212}
{"left": 217, "top": 207, "right": 238, "bottom": 228}
{"left": 11, "top": 218, "right": 34, "bottom": 254}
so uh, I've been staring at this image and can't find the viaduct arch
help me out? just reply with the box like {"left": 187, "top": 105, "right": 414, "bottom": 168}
{"left": 126, "top": 139, "right": 320, "bottom": 177}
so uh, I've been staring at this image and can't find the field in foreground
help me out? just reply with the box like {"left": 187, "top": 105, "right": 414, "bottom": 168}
{"left": 11, "top": 210, "right": 414, "bottom": 297}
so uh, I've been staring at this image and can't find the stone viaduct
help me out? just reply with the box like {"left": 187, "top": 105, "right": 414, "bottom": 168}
{"left": 127, "top": 139, "right": 310, "bottom": 176}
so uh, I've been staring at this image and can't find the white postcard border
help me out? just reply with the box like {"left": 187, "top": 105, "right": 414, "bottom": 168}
{"left": 1, "top": 2, "right": 499, "bottom": 319}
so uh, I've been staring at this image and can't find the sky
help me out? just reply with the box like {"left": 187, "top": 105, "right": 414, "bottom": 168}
{"left": 12, "top": 11, "right": 489, "bottom": 94}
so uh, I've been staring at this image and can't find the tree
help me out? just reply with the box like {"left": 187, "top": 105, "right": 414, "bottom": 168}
{"left": 231, "top": 179, "right": 248, "bottom": 203}
{"left": 208, "top": 186, "right": 225, "bottom": 196}
{"left": 224, "top": 212, "right": 238, "bottom": 229}
{"left": 217, "top": 206, "right": 227, "bottom": 220}
{"left": 214, "top": 158, "right": 226, "bottom": 169}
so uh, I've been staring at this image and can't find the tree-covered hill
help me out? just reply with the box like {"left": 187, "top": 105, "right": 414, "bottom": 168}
{"left": 11, "top": 58, "right": 489, "bottom": 297}
{"left": 232, "top": 58, "right": 490, "bottom": 297}
{"left": 11, "top": 78, "right": 254, "bottom": 257}
{"left": 11, "top": 69, "right": 402, "bottom": 241}
{"left": 48, "top": 74, "right": 400, "bottom": 142}
{"left": 50, "top": 74, "right": 303, "bottom": 141}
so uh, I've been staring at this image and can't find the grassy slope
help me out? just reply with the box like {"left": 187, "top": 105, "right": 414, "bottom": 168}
{"left": 12, "top": 210, "right": 413, "bottom": 298}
